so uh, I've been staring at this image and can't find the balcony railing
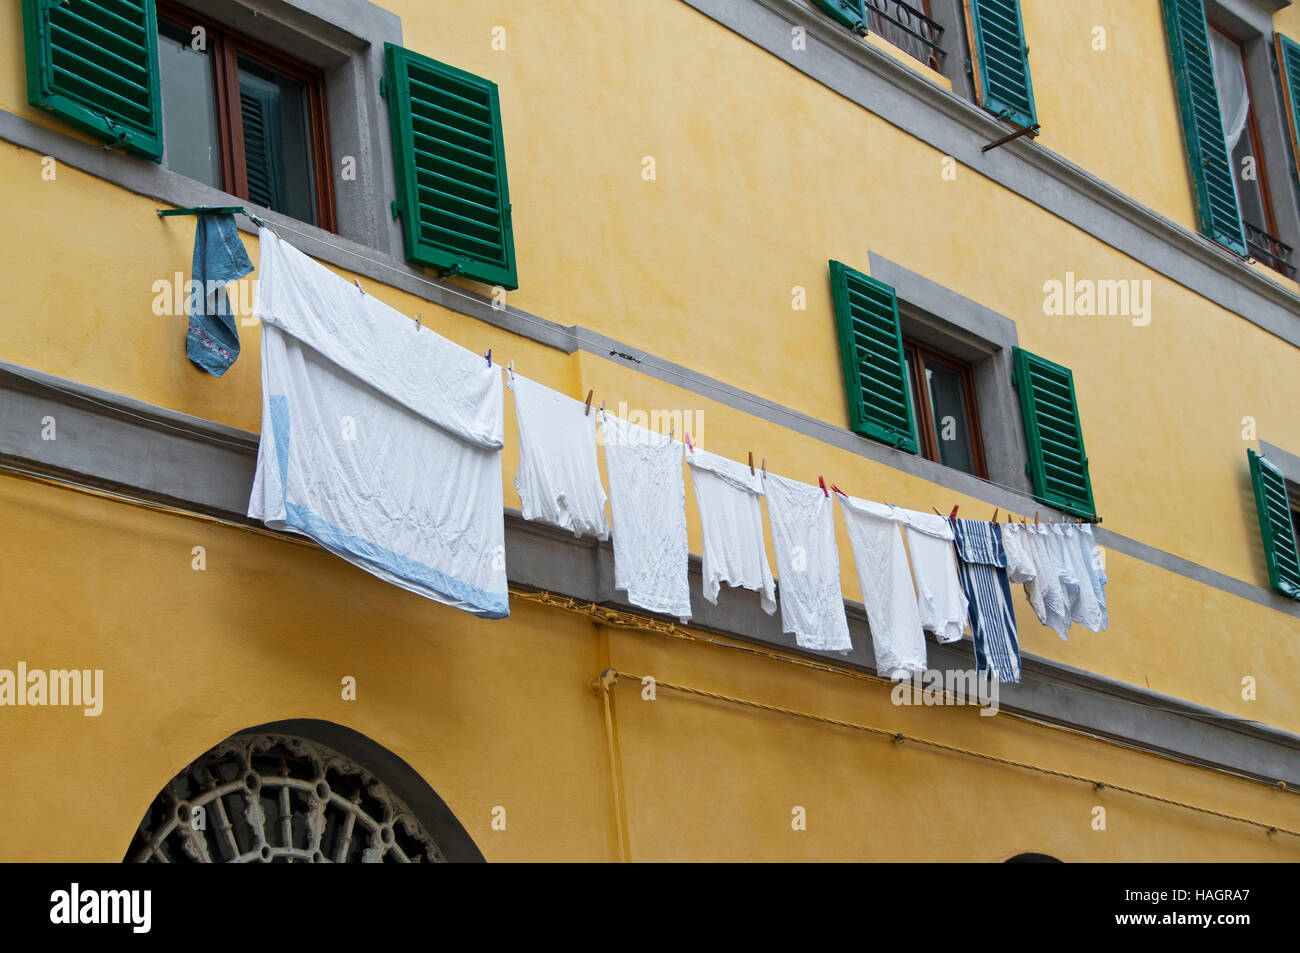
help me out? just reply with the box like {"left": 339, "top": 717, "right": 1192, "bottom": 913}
{"left": 1243, "top": 219, "right": 1296, "bottom": 280}
{"left": 865, "top": 0, "right": 946, "bottom": 71}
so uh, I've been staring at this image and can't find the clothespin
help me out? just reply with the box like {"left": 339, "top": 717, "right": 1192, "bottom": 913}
{"left": 991, "top": 507, "right": 999, "bottom": 523}
{"left": 932, "top": 506, "right": 943, "bottom": 516}
{"left": 1034, "top": 511, "right": 1039, "bottom": 526}
{"left": 685, "top": 432, "right": 694, "bottom": 452}
{"left": 485, "top": 348, "right": 492, "bottom": 367}
{"left": 830, "top": 483, "right": 846, "bottom": 497}
{"left": 353, "top": 278, "right": 365, "bottom": 295}
{"left": 761, "top": 458, "right": 767, "bottom": 477}
{"left": 818, "top": 475, "right": 829, "bottom": 498}
{"left": 600, "top": 400, "right": 606, "bottom": 414}
{"left": 584, "top": 390, "right": 594, "bottom": 416}
{"left": 748, "top": 452, "right": 755, "bottom": 475}
{"left": 949, "top": 505, "right": 959, "bottom": 520}
{"left": 414, "top": 312, "right": 421, "bottom": 331}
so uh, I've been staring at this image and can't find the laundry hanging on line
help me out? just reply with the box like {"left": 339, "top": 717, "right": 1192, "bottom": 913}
{"left": 686, "top": 445, "right": 777, "bottom": 614}
{"left": 951, "top": 518, "right": 1022, "bottom": 684}
{"left": 247, "top": 227, "right": 509, "bottom": 618}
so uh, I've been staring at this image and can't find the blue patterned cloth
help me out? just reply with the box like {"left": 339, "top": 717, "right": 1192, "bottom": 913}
{"left": 951, "top": 518, "right": 1022, "bottom": 684}
{"left": 186, "top": 212, "right": 254, "bottom": 377}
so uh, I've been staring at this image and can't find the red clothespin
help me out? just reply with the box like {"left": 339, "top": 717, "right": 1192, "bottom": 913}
{"left": 830, "top": 483, "right": 846, "bottom": 497}
{"left": 818, "top": 475, "right": 829, "bottom": 498}
{"left": 748, "top": 452, "right": 754, "bottom": 475}
{"left": 685, "top": 432, "right": 694, "bottom": 452}
{"left": 584, "top": 390, "right": 594, "bottom": 416}
{"left": 949, "top": 505, "right": 959, "bottom": 520}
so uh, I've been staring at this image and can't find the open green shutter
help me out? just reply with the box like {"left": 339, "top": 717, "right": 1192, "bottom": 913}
{"left": 1274, "top": 34, "right": 1300, "bottom": 182}
{"left": 1012, "top": 347, "right": 1095, "bottom": 519}
{"left": 829, "top": 261, "right": 918, "bottom": 453}
{"left": 813, "top": 0, "right": 867, "bottom": 34}
{"left": 21, "top": 0, "right": 163, "bottom": 160}
{"left": 239, "top": 80, "right": 285, "bottom": 212}
{"left": 1160, "top": 0, "right": 1247, "bottom": 255}
{"left": 383, "top": 43, "right": 517, "bottom": 290}
{"left": 964, "top": 0, "right": 1037, "bottom": 128}
{"left": 1247, "top": 449, "right": 1300, "bottom": 600}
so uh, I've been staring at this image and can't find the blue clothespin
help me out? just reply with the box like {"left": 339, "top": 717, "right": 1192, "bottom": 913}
{"left": 485, "top": 348, "right": 492, "bottom": 367}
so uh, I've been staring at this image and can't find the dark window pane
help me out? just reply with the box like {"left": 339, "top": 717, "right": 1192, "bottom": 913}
{"left": 924, "top": 359, "right": 975, "bottom": 475}
{"left": 157, "top": 20, "right": 221, "bottom": 189}
{"left": 903, "top": 347, "right": 923, "bottom": 452}
{"left": 237, "top": 57, "right": 316, "bottom": 224}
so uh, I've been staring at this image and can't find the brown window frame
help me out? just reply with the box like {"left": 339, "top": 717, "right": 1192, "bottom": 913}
{"left": 902, "top": 339, "right": 989, "bottom": 479}
{"left": 157, "top": 0, "right": 337, "bottom": 232}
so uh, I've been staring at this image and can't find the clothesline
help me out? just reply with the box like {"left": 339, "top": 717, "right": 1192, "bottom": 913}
{"left": 160, "top": 206, "right": 1097, "bottom": 525}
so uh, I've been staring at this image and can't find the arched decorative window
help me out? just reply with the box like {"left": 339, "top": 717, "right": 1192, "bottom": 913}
{"left": 126, "top": 731, "right": 447, "bottom": 862}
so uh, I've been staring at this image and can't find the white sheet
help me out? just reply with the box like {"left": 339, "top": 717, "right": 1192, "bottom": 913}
{"left": 601, "top": 413, "right": 692, "bottom": 619}
{"left": 248, "top": 228, "right": 508, "bottom": 618}
{"left": 686, "top": 447, "right": 776, "bottom": 613}
{"left": 763, "top": 473, "right": 852, "bottom": 652}
{"left": 897, "top": 510, "right": 968, "bottom": 643}
{"left": 508, "top": 372, "right": 608, "bottom": 539}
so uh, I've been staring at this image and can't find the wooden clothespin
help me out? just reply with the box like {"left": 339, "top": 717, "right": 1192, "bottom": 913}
{"left": 353, "top": 277, "right": 365, "bottom": 295}
{"left": 761, "top": 458, "right": 767, "bottom": 477}
{"left": 932, "top": 506, "right": 943, "bottom": 516}
{"left": 748, "top": 452, "right": 755, "bottom": 475}
{"left": 584, "top": 390, "right": 594, "bottom": 416}
{"left": 1034, "top": 511, "right": 1039, "bottom": 526}
{"left": 991, "top": 507, "right": 999, "bottom": 523}
{"left": 818, "top": 475, "right": 829, "bottom": 498}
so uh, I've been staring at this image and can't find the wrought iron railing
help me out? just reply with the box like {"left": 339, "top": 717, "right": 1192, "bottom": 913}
{"left": 865, "top": 0, "right": 946, "bottom": 71}
{"left": 1244, "top": 219, "right": 1296, "bottom": 279}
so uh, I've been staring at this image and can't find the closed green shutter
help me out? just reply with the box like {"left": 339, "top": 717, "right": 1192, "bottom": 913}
{"left": 1012, "top": 347, "right": 1095, "bottom": 519}
{"left": 1247, "top": 449, "right": 1300, "bottom": 600}
{"left": 21, "top": 0, "right": 163, "bottom": 160}
{"left": 383, "top": 43, "right": 517, "bottom": 290}
{"left": 813, "top": 0, "right": 867, "bottom": 34}
{"left": 963, "top": 0, "right": 1037, "bottom": 128}
{"left": 829, "top": 261, "right": 918, "bottom": 454}
{"left": 1274, "top": 34, "right": 1300, "bottom": 181}
{"left": 1160, "top": 0, "right": 1247, "bottom": 255}
{"left": 239, "top": 81, "right": 284, "bottom": 212}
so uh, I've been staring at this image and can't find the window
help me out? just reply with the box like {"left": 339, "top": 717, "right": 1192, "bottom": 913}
{"left": 865, "top": 1, "right": 945, "bottom": 72}
{"left": 1160, "top": 0, "right": 1248, "bottom": 255}
{"left": 383, "top": 43, "right": 518, "bottom": 289}
{"left": 154, "top": 1, "right": 335, "bottom": 230}
{"left": 1247, "top": 449, "right": 1300, "bottom": 600}
{"left": 902, "top": 341, "right": 988, "bottom": 477}
{"left": 1208, "top": 25, "right": 1291, "bottom": 276}
{"left": 962, "top": 0, "right": 1037, "bottom": 129}
{"left": 1012, "top": 347, "right": 1095, "bottom": 520}
{"left": 20, "top": 0, "right": 164, "bottom": 159}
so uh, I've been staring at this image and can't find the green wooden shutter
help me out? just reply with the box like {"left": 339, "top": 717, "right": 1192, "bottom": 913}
{"left": 964, "top": 0, "right": 1037, "bottom": 128}
{"left": 1247, "top": 449, "right": 1300, "bottom": 600}
{"left": 1274, "top": 34, "right": 1300, "bottom": 182}
{"left": 21, "top": 0, "right": 163, "bottom": 160}
{"left": 813, "top": 0, "right": 867, "bottom": 34}
{"left": 1160, "top": 0, "right": 1247, "bottom": 255}
{"left": 829, "top": 261, "right": 918, "bottom": 454}
{"left": 1012, "top": 347, "right": 1095, "bottom": 519}
{"left": 383, "top": 43, "right": 517, "bottom": 290}
{"left": 239, "top": 78, "right": 285, "bottom": 212}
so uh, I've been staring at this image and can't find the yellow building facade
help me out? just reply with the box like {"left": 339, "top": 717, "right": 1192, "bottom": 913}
{"left": 1, "top": 0, "right": 1299, "bottom": 861}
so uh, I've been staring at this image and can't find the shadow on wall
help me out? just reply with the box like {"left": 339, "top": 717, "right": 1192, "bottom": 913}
{"left": 123, "top": 718, "right": 484, "bottom": 863}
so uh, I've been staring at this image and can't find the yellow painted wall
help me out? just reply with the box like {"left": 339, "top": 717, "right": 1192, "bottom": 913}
{"left": 1, "top": 476, "right": 1297, "bottom": 861}
{"left": 0, "top": 0, "right": 1298, "bottom": 859}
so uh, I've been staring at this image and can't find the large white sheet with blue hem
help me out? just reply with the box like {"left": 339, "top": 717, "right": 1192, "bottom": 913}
{"left": 248, "top": 228, "right": 508, "bottom": 618}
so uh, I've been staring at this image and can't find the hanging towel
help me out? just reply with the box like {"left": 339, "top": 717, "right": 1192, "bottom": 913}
{"left": 1060, "top": 524, "right": 1105, "bottom": 632}
{"left": 1022, "top": 525, "right": 1070, "bottom": 639}
{"left": 836, "top": 494, "right": 926, "bottom": 678}
{"left": 601, "top": 413, "right": 692, "bottom": 619}
{"left": 763, "top": 473, "right": 853, "bottom": 652}
{"left": 507, "top": 373, "right": 608, "bottom": 539}
{"left": 248, "top": 228, "right": 508, "bottom": 618}
{"left": 686, "top": 447, "right": 776, "bottom": 613}
{"left": 1076, "top": 523, "right": 1109, "bottom": 630}
{"left": 951, "top": 519, "right": 1022, "bottom": 683}
{"left": 898, "top": 510, "right": 968, "bottom": 643}
{"left": 186, "top": 212, "right": 254, "bottom": 377}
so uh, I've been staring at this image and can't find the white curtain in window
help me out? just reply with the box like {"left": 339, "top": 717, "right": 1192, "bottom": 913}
{"left": 1209, "top": 29, "right": 1250, "bottom": 151}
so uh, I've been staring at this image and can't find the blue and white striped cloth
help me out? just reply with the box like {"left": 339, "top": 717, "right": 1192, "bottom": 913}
{"left": 950, "top": 519, "right": 1022, "bottom": 684}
